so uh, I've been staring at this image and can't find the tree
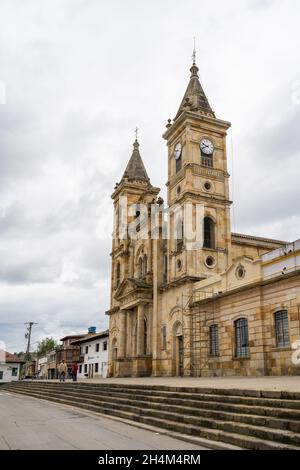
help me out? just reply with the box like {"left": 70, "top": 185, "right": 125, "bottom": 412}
{"left": 36, "top": 337, "right": 58, "bottom": 357}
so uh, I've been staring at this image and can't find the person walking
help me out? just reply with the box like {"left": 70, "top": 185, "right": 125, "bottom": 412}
{"left": 58, "top": 360, "right": 67, "bottom": 382}
{"left": 72, "top": 363, "right": 78, "bottom": 382}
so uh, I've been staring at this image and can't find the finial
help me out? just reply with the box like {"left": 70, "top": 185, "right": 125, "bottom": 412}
{"left": 133, "top": 127, "right": 139, "bottom": 149}
{"left": 190, "top": 37, "right": 199, "bottom": 78}
{"left": 192, "top": 37, "right": 196, "bottom": 65}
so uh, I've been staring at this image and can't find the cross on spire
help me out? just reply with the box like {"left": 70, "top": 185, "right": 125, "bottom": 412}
{"left": 192, "top": 37, "right": 196, "bottom": 65}
{"left": 135, "top": 126, "right": 138, "bottom": 141}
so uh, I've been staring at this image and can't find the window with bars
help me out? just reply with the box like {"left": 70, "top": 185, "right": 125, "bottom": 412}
{"left": 201, "top": 155, "right": 213, "bottom": 168}
{"left": 275, "top": 310, "right": 290, "bottom": 347}
{"left": 235, "top": 318, "right": 250, "bottom": 358}
{"left": 209, "top": 324, "right": 219, "bottom": 356}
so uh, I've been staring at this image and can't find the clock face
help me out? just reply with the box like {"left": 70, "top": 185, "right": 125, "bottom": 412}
{"left": 174, "top": 142, "right": 182, "bottom": 160}
{"left": 200, "top": 139, "right": 214, "bottom": 155}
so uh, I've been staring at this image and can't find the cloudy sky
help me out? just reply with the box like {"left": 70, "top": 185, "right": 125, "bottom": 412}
{"left": 0, "top": 0, "right": 300, "bottom": 353}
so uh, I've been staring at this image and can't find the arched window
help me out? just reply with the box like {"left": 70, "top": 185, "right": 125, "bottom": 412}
{"left": 138, "top": 257, "right": 143, "bottom": 278}
{"left": 203, "top": 217, "right": 215, "bottom": 249}
{"left": 209, "top": 324, "right": 219, "bottom": 356}
{"left": 116, "top": 262, "right": 121, "bottom": 288}
{"left": 275, "top": 310, "right": 290, "bottom": 347}
{"left": 143, "top": 254, "right": 147, "bottom": 277}
{"left": 176, "top": 154, "right": 182, "bottom": 173}
{"left": 176, "top": 217, "right": 184, "bottom": 251}
{"left": 235, "top": 318, "right": 250, "bottom": 358}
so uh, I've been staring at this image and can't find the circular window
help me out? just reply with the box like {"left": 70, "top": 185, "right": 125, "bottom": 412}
{"left": 177, "top": 259, "right": 182, "bottom": 271}
{"left": 177, "top": 185, "right": 181, "bottom": 195}
{"left": 205, "top": 256, "right": 215, "bottom": 268}
{"left": 236, "top": 265, "right": 246, "bottom": 279}
{"left": 204, "top": 181, "right": 212, "bottom": 191}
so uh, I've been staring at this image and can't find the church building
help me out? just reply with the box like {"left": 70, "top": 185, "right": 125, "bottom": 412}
{"left": 106, "top": 56, "right": 300, "bottom": 377}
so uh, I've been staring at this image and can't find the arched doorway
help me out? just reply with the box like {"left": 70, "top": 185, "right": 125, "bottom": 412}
{"left": 173, "top": 321, "right": 184, "bottom": 376}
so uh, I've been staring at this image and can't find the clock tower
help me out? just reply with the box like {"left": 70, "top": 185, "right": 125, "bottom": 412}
{"left": 163, "top": 56, "right": 232, "bottom": 282}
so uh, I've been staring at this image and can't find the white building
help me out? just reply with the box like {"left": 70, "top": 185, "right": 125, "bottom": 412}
{"left": 71, "top": 330, "right": 109, "bottom": 379}
{"left": 0, "top": 351, "right": 25, "bottom": 383}
{"left": 37, "top": 355, "right": 48, "bottom": 379}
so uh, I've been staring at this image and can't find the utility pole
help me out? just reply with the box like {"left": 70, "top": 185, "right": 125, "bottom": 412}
{"left": 25, "top": 322, "right": 38, "bottom": 361}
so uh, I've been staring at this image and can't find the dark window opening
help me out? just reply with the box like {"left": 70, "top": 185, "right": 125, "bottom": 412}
{"left": 176, "top": 155, "right": 182, "bottom": 173}
{"left": 163, "top": 255, "right": 168, "bottom": 283}
{"left": 203, "top": 217, "right": 215, "bottom": 249}
{"left": 144, "top": 319, "right": 148, "bottom": 355}
{"left": 162, "top": 325, "right": 167, "bottom": 350}
{"left": 176, "top": 217, "right": 184, "bottom": 251}
{"left": 116, "top": 262, "right": 121, "bottom": 288}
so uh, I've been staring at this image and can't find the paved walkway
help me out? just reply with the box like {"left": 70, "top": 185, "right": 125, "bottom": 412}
{"left": 0, "top": 392, "right": 208, "bottom": 450}
{"left": 36, "top": 375, "right": 300, "bottom": 392}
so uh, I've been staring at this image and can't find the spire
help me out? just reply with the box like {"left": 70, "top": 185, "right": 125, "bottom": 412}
{"left": 121, "top": 137, "right": 151, "bottom": 184}
{"left": 175, "top": 48, "right": 215, "bottom": 120}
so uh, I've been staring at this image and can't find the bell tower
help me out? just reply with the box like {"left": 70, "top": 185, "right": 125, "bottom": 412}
{"left": 163, "top": 54, "right": 232, "bottom": 281}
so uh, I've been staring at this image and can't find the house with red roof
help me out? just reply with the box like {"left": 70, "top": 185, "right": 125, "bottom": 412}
{"left": 0, "top": 350, "right": 25, "bottom": 383}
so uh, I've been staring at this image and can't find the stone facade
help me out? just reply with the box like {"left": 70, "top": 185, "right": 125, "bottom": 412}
{"left": 106, "top": 58, "right": 300, "bottom": 377}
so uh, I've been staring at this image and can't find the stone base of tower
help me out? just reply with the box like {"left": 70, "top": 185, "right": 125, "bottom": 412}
{"left": 110, "top": 356, "right": 152, "bottom": 378}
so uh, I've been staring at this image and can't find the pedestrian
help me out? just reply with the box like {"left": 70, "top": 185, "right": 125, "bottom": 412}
{"left": 72, "top": 363, "right": 78, "bottom": 382}
{"left": 58, "top": 360, "right": 67, "bottom": 382}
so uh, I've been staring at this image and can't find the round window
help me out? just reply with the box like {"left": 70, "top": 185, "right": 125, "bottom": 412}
{"left": 205, "top": 256, "right": 215, "bottom": 268}
{"left": 236, "top": 265, "right": 246, "bottom": 279}
{"left": 204, "top": 181, "right": 212, "bottom": 191}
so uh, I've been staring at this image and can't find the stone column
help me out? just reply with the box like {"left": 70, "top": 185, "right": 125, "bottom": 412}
{"left": 136, "top": 303, "right": 144, "bottom": 356}
{"left": 118, "top": 310, "right": 127, "bottom": 359}
{"left": 126, "top": 311, "right": 132, "bottom": 357}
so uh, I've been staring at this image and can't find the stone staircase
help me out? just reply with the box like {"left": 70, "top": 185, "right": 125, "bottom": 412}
{"left": 2, "top": 381, "right": 300, "bottom": 450}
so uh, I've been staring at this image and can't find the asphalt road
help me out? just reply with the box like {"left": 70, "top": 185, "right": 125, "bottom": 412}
{"left": 0, "top": 391, "right": 208, "bottom": 450}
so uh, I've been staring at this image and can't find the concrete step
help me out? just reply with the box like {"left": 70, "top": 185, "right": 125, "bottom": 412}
{"left": 9, "top": 381, "right": 300, "bottom": 410}
{"left": 4, "top": 386, "right": 300, "bottom": 450}
{"left": 6, "top": 383, "right": 300, "bottom": 432}
{"left": 6, "top": 382, "right": 300, "bottom": 420}
{"left": 4, "top": 385, "right": 300, "bottom": 449}
{"left": 16, "top": 381, "right": 300, "bottom": 400}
